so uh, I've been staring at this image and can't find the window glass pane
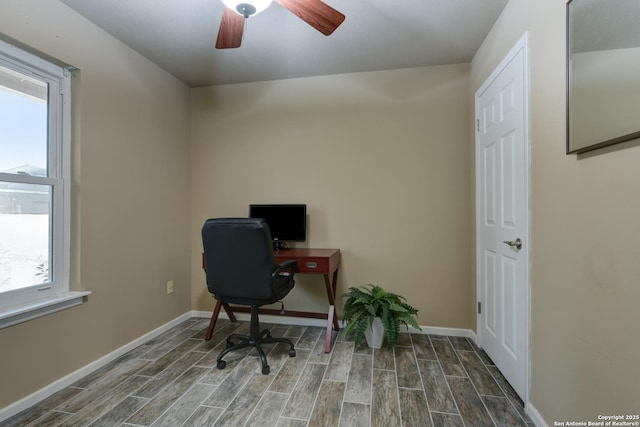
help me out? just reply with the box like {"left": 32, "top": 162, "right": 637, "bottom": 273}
{"left": 0, "top": 64, "right": 48, "bottom": 175}
{"left": 0, "top": 183, "right": 51, "bottom": 291}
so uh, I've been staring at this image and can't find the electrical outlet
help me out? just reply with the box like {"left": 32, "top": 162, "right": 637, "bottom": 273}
{"left": 166, "top": 280, "right": 174, "bottom": 294}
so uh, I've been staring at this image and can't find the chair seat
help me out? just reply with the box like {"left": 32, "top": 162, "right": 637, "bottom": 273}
{"left": 214, "top": 274, "right": 294, "bottom": 306}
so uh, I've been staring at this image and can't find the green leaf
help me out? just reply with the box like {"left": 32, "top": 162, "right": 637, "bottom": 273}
{"left": 389, "top": 301, "right": 408, "bottom": 313}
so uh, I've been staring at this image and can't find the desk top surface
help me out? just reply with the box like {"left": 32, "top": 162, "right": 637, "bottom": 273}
{"left": 274, "top": 248, "right": 340, "bottom": 258}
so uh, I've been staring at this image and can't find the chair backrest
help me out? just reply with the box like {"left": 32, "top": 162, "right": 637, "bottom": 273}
{"left": 201, "top": 218, "right": 277, "bottom": 301}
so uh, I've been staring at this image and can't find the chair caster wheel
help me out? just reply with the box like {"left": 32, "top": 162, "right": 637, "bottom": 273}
{"left": 262, "top": 365, "right": 270, "bottom": 375}
{"left": 289, "top": 349, "right": 296, "bottom": 357}
{"left": 226, "top": 340, "right": 234, "bottom": 348}
{"left": 217, "top": 360, "right": 226, "bottom": 370}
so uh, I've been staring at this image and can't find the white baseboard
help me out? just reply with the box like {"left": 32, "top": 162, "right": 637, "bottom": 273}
{"left": 192, "top": 310, "right": 476, "bottom": 340}
{"left": 1, "top": 310, "right": 481, "bottom": 424}
{"left": 192, "top": 310, "right": 333, "bottom": 328}
{"left": 416, "top": 325, "right": 478, "bottom": 341}
{"left": 526, "top": 402, "right": 549, "bottom": 427}
{"left": 0, "top": 312, "right": 192, "bottom": 423}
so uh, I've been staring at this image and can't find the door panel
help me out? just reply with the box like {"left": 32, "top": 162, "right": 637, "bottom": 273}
{"left": 502, "top": 131, "right": 517, "bottom": 227}
{"left": 483, "top": 142, "right": 497, "bottom": 226}
{"left": 485, "top": 249, "right": 497, "bottom": 338}
{"left": 502, "top": 254, "right": 517, "bottom": 357}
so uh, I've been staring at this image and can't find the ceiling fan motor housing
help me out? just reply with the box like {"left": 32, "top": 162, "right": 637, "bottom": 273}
{"left": 236, "top": 3, "right": 256, "bottom": 17}
{"left": 222, "top": 0, "right": 273, "bottom": 18}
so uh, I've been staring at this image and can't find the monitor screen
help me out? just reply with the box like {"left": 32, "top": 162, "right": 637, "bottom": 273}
{"left": 249, "top": 204, "right": 307, "bottom": 242}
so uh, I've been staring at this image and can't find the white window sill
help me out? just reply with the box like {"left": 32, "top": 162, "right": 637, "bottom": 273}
{"left": 0, "top": 291, "right": 92, "bottom": 330}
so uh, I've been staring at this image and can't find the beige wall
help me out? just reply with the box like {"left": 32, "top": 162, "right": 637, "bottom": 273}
{"left": 190, "top": 64, "right": 472, "bottom": 328}
{"left": 0, "top": 1, "right": 191, "bottom": 408}
{"left": 472, "top": 0, "right": 640, "bottom": 422}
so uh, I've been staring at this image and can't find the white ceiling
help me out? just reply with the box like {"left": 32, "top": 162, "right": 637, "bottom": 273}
{"left": 60, "top": 0, "right": 508, "bottom": 87}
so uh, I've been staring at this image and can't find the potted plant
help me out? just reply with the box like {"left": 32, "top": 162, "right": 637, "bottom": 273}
{"left": 342, "top": 284, "right": 420, "bottom": 349}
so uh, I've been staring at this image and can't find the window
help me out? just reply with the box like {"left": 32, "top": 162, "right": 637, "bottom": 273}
{"left": 0, "top": 39, "right": 86, "bottom": 328}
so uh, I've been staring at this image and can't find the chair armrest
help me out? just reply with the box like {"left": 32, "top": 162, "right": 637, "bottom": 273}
{"left": 272, "top": 259, "right": 297, "bottom": 279}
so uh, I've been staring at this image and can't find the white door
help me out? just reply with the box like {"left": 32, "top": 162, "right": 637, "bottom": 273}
{"left": 475, "top": 33, "right": 529, "bottom": 401}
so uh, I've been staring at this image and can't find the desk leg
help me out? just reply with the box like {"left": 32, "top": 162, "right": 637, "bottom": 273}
{"left": 325, "top": 304, "right": 335, "bottom": 353}
{"left": 205, "top": 301, "right": 237, "bottom": 341}
{"left": 222, "top": 302, "right": 236, "bottom": 322}
{"left": 323, "top": 269, "right": 340, "bottom": 353}
{"left": 205, "top": 300, "right": 222, "bottom": 341}
{"left": 324, "top": 271, "right": 340, "bottom": 332}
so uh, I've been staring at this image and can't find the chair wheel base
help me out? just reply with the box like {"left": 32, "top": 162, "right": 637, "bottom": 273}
{"left": 217, "top": 360, "right": 226, "bottom": 370}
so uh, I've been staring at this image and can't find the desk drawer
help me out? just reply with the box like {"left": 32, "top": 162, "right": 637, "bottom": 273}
{"left": 295, "top": 257, "right": 330, "bottom": 274}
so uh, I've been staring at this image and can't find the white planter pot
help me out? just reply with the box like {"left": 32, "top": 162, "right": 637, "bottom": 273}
{"left": 365, "top": 317, "right": 384, "bottom": 349}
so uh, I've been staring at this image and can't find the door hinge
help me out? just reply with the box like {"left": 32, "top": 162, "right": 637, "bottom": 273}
{"left": 476, "top": 119, "right": 480, "bottom": 131}
{"left": 477, "top": 302, "right": 482, "bottom": 314}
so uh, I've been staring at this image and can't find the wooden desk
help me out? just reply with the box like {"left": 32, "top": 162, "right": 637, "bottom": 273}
{"left": 204, "top": 248, "right": 341, "bottom": 353}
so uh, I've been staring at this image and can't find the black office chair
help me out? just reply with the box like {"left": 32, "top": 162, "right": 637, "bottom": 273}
{"left": 201, "top": 218, "right": 297, "bottom": 374}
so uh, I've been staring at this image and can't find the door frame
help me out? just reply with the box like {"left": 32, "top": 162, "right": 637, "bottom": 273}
{"left": 474, "top": 32, "right": 531, "bottom": 404}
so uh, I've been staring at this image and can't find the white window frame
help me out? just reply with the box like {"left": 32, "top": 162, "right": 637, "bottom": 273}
{"left": 0, "top": 39, "right": 89, "bottom": 329}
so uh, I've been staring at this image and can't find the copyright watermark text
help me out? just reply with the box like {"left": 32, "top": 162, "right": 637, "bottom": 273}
{"left": 554, "top": 415, "right": 640, "bottom": 427}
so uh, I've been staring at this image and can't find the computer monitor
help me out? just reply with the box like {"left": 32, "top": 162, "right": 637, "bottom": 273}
{"left": 249, "top": 204, "right": 306, "bottom": 249}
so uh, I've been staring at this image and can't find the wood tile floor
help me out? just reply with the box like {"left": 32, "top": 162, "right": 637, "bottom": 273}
{"left": 3, "top": 317, "right": 534, "bottom": 427}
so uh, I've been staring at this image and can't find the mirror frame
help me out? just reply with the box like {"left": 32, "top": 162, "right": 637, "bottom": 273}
{"left": 566, "top": 0, "right": 640, "bottom": 154}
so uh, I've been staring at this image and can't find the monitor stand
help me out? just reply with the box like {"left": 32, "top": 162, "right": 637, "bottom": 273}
{"left": 273, "top": 240, "right": 289, "bottom": 251}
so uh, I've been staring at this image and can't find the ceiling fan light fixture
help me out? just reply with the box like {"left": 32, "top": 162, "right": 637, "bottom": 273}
{"left": 216, "top": 0, "right": 345, "bottom": 49}
{"left": 222, "top": 0, "right": 272, "bottom": 18}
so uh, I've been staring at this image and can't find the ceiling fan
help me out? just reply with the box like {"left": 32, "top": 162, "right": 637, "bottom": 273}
{"left": 216, "top": 0, "right": 345, "bottom": 49}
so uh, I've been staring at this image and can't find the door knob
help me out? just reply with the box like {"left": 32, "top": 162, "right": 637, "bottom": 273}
{"left": 503, "top": 238, "right": 523, "bottom": 250}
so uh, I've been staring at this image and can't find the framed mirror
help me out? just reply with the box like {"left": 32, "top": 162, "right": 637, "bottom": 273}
{"left": 567, "top": 0, "right": 640, "bottom": 154}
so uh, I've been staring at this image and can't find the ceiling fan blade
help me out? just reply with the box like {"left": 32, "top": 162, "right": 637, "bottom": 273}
{"left": 216, "top": 7, "right": 245, "bottom": 49}
{"left": 274, "top": 0, "right": 345, "bottom": 36}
